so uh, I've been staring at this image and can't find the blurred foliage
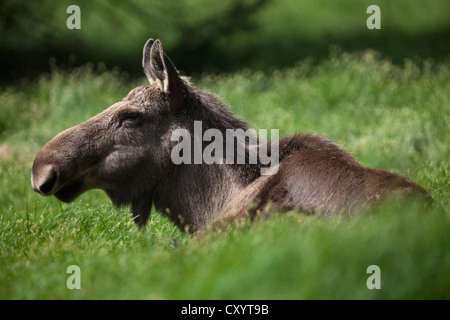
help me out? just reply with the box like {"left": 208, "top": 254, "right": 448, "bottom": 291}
{"left": 0, "top": 0, "right": 269, "bottom": 80}
{"left": 1, "top": 0, "right": 450, "bottom": 80}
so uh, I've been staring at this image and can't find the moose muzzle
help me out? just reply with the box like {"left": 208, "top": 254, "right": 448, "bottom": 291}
{"left": 31, "top": 164, "right": 58, "bottom": 196}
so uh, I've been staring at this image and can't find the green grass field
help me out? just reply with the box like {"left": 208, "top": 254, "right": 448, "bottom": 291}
{"left": 1, "top": 49, "right": 449, "bottom": 299}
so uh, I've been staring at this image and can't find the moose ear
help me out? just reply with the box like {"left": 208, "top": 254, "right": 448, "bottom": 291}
{"left": 151, "top": 40, "right": 183, "bottom": 93}
{"left": 142, "top": 38, "right": 157, "bottom": 83}
{"left": 142, "top": 39, "right": 185, "bottom": 109}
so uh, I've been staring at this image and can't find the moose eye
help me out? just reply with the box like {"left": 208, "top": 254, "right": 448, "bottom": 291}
{"left": 120, "top": 111, "right": 141, "bottom": 127}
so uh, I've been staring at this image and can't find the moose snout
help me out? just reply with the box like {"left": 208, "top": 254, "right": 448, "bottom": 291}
{"left": 31, "top": 164, "right": 58, "bottom": 196}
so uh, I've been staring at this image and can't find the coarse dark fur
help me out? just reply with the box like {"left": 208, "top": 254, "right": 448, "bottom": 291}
{"left": 31, "top": 39, "right": 430, "bottom": 233}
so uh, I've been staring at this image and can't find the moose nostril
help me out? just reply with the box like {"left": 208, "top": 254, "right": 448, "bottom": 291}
{"left": 36, "top": 167, "right": 58, "bottom": 195}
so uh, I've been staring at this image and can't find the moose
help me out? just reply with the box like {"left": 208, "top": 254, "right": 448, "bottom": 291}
{"left": 31, "top": 39, "right": 429, "bottom": 233}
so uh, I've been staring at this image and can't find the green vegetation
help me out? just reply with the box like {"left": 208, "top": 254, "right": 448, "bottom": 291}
{"left": 2, "top": 0, "right": 450, "bottom": 78}
{"left": 1, "top": 50, "right": 449, "bottom": 299}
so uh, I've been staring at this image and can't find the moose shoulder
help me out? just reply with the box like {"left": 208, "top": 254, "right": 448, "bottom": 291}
{"left": 31, "top": 38, "right": 430, "bottom": 233}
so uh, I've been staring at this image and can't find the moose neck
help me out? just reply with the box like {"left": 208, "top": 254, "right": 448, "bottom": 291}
{"left": 152, "top": 86, "right": 261, "bottom": 231}
{"left": 153, "top": 162, "right": 251, "bottom": 231}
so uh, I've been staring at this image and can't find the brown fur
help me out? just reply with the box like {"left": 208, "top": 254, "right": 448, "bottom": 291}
{"left": 31, "top": 39, "right": 430, "bottom": 233}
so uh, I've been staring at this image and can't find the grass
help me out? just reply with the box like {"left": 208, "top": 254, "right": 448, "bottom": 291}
{"left": 0, "top": 50, "right": 449, "bottom": 299}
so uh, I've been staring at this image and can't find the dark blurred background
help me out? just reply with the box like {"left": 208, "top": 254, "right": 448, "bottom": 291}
{"left": 1, "top": 0, "right": 449, "bottom": 81}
